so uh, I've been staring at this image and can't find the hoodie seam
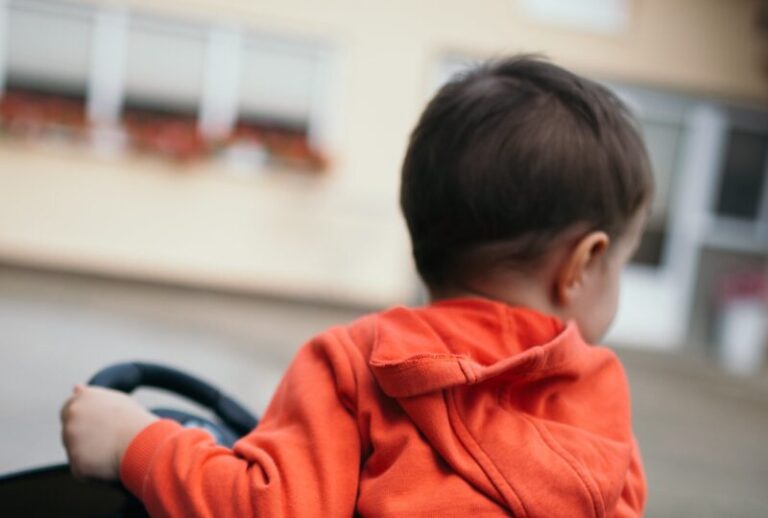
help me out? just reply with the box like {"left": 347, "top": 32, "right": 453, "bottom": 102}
{"left": 445, "top": 389, "right": 529, "bottom": 517}
{"left": 522, "top": 414, "right": 606, "bottom": 518}
{"left": 370, "top": 355, "right": 466, "bottom": 371}
{"left": 336, "top": 327, "right": 373, "bottom": 457}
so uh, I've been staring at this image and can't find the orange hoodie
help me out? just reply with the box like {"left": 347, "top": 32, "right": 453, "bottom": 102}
{"left": 121, "top": 298, "right": 646, "bottom": 517}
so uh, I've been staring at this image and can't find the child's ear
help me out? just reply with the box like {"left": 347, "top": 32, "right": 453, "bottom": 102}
{"left": 555, "top": 231, "right": 610, "bottom": 305}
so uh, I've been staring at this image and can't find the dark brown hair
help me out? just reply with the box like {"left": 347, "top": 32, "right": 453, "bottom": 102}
{"left": 400, "top": 55, "right": 653, "bottom": 288}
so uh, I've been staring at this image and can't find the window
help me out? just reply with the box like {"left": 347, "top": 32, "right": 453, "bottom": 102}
{"left": 1, "top": 0, "right": 93, "bottom": 142}
{"left": 223, "top": 39, "right": 327, "bottom": 173}
{"left": 715, "top": 129, "right": 768, "bottom": 221}
{"left": 606, "top": 85, "right": 690, "bottom": 267}
{"left": 518, "top": 0, "right": 630, "bottom": 34}
{"left": 120, "top": 16, "right": 207, "bottom": 162}
{"left": 5, "top": 0, "right": 92, "bottom": 92}
{"left": 631, "top": 118, "right": 685, "bottom": 265}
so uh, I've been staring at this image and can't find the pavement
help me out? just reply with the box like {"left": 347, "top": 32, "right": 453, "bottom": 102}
{"left": 1, "top": 266, "right": 766, "bottom": 517}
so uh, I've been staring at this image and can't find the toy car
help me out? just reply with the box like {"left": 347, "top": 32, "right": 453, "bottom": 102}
{"left": 0, "top": 361, "right": 259, "bottom": 517}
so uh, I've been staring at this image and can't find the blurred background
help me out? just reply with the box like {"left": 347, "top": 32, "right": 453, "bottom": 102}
{"left": 0, "top": 0, "right": 767, "bottom": 515}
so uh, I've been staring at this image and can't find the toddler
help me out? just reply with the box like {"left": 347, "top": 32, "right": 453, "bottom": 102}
{"left": 62, "top": 55, "right": 651, "bottom": 517}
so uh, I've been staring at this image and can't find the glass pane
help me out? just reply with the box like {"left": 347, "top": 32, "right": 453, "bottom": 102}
{"left": 239, "top": 42, "right": 317, "bottom": 124}
{"left": 715, "top": 130, "right": 768, "bottom": 220}
{"left": 641, "top": 120, "right": 681, "bottom": 223}
{"left": 124, "top": 18, "right": 206, "bottom": 112}
{"left": 631, "top": 119, "right": 683, "bottom": 266}
{"left": 6, "top": 1, "right": 93, "bottom": 92}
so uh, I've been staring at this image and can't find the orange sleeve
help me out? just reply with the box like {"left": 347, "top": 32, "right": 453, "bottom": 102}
{"left": 120, "top": 334, "right": 362, "bottom": 517}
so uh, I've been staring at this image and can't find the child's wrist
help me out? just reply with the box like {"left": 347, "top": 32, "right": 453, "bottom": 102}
{"left": 115, "top": 411, "right": 159, "bottom": 474}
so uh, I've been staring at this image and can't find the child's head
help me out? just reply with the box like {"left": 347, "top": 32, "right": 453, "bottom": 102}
{"left": 401, "top": 55, "right": 653, "bottom": 342}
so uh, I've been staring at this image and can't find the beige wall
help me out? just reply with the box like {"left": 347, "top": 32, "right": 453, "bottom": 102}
{"left": 125, "top": 0, "right": 767, "bottom": 102}
{"left": 1, "top": 0, "right": 766, "bottom": 306}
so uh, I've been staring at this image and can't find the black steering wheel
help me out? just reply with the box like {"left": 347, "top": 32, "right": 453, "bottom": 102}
{"left": 89, "top": 361, "right": 258, "bottom": 447}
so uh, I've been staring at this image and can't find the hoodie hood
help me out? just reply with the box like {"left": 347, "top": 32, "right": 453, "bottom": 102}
{"left": 369, "top": 298, "right": 645, "bottom": 517}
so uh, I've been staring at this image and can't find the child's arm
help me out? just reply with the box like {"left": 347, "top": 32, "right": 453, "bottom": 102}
{"left": 61, "top": 335, "right": 363, "bottom": 517}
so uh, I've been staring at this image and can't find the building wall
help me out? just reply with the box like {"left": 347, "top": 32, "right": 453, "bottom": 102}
{"left": 1, "top": 0, "right": 766, "bottom": 309}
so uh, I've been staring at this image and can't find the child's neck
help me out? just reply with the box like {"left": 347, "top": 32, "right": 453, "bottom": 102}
{"left": 428, "top": 277, "right": 558, "bottom": 319}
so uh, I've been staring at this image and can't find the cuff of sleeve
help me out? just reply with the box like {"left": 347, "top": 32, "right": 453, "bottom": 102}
{"left": 120, "top": 419, "right": 183, "bottom": 499}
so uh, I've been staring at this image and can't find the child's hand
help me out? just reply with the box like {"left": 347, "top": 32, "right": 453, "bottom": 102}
{"left": 60, "top": 385, "right": 158, "bottom": 481}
